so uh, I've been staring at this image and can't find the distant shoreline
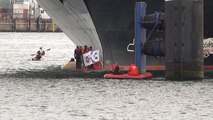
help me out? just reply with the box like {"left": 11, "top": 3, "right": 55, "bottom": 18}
{"left": 0, "top": 18, "right": 62, "bottom": 32}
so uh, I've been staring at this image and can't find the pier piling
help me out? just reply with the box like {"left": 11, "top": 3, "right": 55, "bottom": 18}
{"left": 165, "top": 0, "right": 204, "bottom": 80}
{"left": 135, "top": 2, "right": 147, "bottom": 72}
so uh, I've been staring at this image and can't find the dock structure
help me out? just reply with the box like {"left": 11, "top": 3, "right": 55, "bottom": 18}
{"left": 165, "top": 0, "right": 204, "bottom": 80}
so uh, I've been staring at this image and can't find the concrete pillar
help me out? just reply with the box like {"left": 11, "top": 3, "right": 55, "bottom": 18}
{"left": 165, "top": 0, "right": 204, "bottom": 80}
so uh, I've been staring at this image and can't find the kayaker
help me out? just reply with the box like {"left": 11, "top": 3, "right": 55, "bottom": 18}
{"left": 35, "top": 47, "right": 45, "bottom": 60}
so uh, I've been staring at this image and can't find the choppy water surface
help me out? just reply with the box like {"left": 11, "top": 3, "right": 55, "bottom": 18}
{"left": 1, "top": 33, "right": 213, "bottom": 120}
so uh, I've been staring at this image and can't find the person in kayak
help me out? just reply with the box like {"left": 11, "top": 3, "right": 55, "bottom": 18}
{"left": 35, "top": 47, "right": 45, "bottom": 60}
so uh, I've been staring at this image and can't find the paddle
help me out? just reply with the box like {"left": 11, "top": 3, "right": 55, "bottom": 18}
{"left": 31, "top": 48, "right": 51, "bottom": 56}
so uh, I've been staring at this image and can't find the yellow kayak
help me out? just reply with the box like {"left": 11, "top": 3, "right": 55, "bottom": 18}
{"left": 61, "top": 62, "right": 76, "bottom": 70}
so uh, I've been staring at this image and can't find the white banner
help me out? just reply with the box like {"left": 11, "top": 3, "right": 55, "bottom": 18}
{"left": 83, "top": 50, "right": 100, "bottom": 66}
{"left": 203, "top": 38, "right": 213, "bottom": 58}
{"left": 91, "top": 50, "right": 100, "bottom": 63}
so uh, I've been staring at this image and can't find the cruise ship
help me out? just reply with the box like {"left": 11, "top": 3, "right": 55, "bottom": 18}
{"left": 36, "top": 0, "right": 213, "bottom": 70}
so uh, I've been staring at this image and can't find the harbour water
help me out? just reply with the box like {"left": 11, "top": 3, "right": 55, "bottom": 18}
{"left": 0, "top": 33, "right": 213, "bottom": 120}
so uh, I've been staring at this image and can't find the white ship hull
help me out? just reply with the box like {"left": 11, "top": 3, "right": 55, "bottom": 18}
{"left": 37, "top": 0, "right": 103, "bottom": 58}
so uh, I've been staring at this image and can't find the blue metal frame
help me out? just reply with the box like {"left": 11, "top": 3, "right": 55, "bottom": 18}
{"left": 135, "top": 2, "right": 147, "bottom": 72}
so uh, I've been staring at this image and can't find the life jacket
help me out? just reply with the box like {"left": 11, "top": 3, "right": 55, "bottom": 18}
{"left": 128, "top": 64, "right": 139, "bottom": 76}
{"left": 37, "top": 49, "right": 45, "bottom": 56}
{"left": 40, "top": 49, "right": 45, "bottom": 55}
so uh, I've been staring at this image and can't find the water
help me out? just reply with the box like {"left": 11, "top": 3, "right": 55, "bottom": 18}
{"left": 0, "top": 33, "right": 213, "bottom": 120}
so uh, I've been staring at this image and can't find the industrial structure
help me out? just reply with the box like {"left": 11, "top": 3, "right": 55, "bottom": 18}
{"left": 35, "top": 0, "right": 213, "bottom": 80}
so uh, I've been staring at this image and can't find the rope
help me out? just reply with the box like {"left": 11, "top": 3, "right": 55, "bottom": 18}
{"left": 146, "top": 12, "right": 160, "bottom": 41}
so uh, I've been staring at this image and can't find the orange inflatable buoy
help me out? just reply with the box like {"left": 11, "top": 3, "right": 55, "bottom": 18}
{"left": 128, "top": 64, "right": 139, "bottom": 76}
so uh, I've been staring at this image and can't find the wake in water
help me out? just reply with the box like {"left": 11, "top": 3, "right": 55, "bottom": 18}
{"left": 0, "top": 65, "right": 115, "bottom": 79}
{"left": 0, "top": 65, "right": 67, "bottom": 79}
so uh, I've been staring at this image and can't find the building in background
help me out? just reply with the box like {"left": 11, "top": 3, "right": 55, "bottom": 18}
{"left": 28, "top": 0, "right": 50, "bottom": 19}
{"left": 12, "top": 2, "right": 29, "bottom": 18}
{"left": 0, "top": 0, "right": 60, "bottom": 32}
{"left": 0, "top": 0, "right": 12, "bottom": 19}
